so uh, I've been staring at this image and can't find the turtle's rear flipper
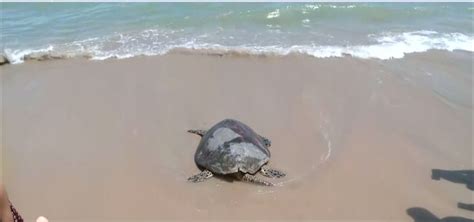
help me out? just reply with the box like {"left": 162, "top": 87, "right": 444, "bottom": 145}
{"left": 260, "top": 166, "right": 286, "bottom": 178}
{"left": 188, "top": 170, "right": 213, "bottom": 183}
{"left": 188, "top": 129, "right": 207, "bottom": 137}
{"left": 241, "top": 174, "right": 274, "bottom": 186}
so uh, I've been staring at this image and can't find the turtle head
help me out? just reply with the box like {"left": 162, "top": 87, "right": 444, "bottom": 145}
{"left": 261, "top": 137, "right": 271, "bottom": 147}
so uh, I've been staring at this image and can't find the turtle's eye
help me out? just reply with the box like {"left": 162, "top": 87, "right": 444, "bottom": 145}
{"left": 262, "top": 138, "right": 271, "bottom": 147}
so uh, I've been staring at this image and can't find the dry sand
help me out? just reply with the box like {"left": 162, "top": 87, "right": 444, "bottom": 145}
{"left": 1, "top": 51, "right": 472, "bottom": 221}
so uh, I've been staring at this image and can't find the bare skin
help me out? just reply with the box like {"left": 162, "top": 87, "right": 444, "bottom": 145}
{"left": 0, "top": 185, "right": 14, "bottom": 222}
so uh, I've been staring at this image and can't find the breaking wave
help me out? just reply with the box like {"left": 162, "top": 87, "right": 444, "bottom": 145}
{"left": 3, "top": 30, "right": 473, "bottom": 64}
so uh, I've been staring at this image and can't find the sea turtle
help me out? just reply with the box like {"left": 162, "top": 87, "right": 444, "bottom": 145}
{"left": 187, "top": 119, "right": 285, "bottom": 186}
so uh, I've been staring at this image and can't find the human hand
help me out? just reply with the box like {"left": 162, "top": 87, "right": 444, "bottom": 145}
{"left": 0, "top": 184, "right": 14, "bottom": 222}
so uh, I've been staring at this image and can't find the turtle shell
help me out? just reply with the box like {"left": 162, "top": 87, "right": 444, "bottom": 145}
{"left": 194, "top": 119, "right": 271, "bottom": 175}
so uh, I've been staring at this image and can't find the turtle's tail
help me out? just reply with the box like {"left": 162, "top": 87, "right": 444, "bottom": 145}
{"left": 187, "top": 129, "right": 206, "bottom": 137}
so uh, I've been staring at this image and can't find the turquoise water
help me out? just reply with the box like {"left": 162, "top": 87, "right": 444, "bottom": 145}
{"left": 1, "top": 3, "right": 473, "bottom": 63}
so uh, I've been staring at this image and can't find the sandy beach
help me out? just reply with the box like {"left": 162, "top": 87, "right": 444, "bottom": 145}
{"left": 1, "top": 50, "right": 472, "bottom": 221}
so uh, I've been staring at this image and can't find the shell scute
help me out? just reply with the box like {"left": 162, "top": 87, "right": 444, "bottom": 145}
{"left": 194, "top": 119, "right": 270, "bottom": 175}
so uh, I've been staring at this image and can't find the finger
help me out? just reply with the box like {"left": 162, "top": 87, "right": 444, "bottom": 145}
{"left": 37, "top": 216, "right": 49, "bottom": 222}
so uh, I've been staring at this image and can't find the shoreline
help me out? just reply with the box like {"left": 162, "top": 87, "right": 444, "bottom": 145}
{"left": 1, "top": 48, "right": 473, "bottom": 66}
{"left": 1, "top": 51, "right": 472, "bottom": 221}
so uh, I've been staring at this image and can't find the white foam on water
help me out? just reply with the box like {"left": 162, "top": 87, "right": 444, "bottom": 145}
{"left": 318, "top": 112, "right": 334, "bottom": 162}
{"left": 4, "top": 45, "right": 54, "bottom": 64}
{"left": 305, "top": 4, "right": 320, "bottom": 10}
{"left": 273, "top": 112, "right": 336, "bottom": 187}
{"left": 4, "top": 30, "right": 473, "bottom": 64}
{"left": 304, "top": 4, "right": 356, "bottom": 10}
{"left": 266, "top": 9, "right": 280, "bottom": 19}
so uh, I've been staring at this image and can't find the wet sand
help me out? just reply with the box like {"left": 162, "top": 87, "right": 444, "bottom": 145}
{"left": 1, "top": 51, "right": 472, "bottom": 221}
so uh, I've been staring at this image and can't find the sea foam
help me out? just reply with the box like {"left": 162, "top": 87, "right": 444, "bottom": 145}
{"left": 3, "top": 30, "right": 473, "bottom": 64}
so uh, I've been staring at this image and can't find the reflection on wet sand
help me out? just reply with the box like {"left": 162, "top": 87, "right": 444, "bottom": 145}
{"left": 3, "top": 51, "right": 472, "bottom": 220}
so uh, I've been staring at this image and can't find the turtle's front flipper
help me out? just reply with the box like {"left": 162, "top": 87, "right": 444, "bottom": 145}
{"left": 241, "top": 174, "right": 274, "bottom": 186}
{"left": 260, "top": 165, "right": 286, "bottom": 178}
{"left": 259, "top": 135, "right": 271, "bottom": 147}
{"left": 188, "top": 170, "right": 213, "bottom": 183}
{"left": 188, "top": 129, "right": 207, "bottom": 137}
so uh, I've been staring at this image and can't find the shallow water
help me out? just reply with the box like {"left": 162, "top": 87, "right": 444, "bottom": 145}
{"left": 1, "top": 3, "right": 473, "bottom": 62}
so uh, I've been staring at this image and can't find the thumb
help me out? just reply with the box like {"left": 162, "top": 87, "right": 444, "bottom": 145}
{"left": 37, "top": 216, "right": 49, "bottom": 222}
{"left": 0, "top": 185, "right": 9, "bottom": 207}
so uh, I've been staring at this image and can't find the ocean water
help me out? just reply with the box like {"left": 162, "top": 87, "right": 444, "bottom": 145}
{"left": 1, "top": 3, "right": 473, "bottom": 63}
